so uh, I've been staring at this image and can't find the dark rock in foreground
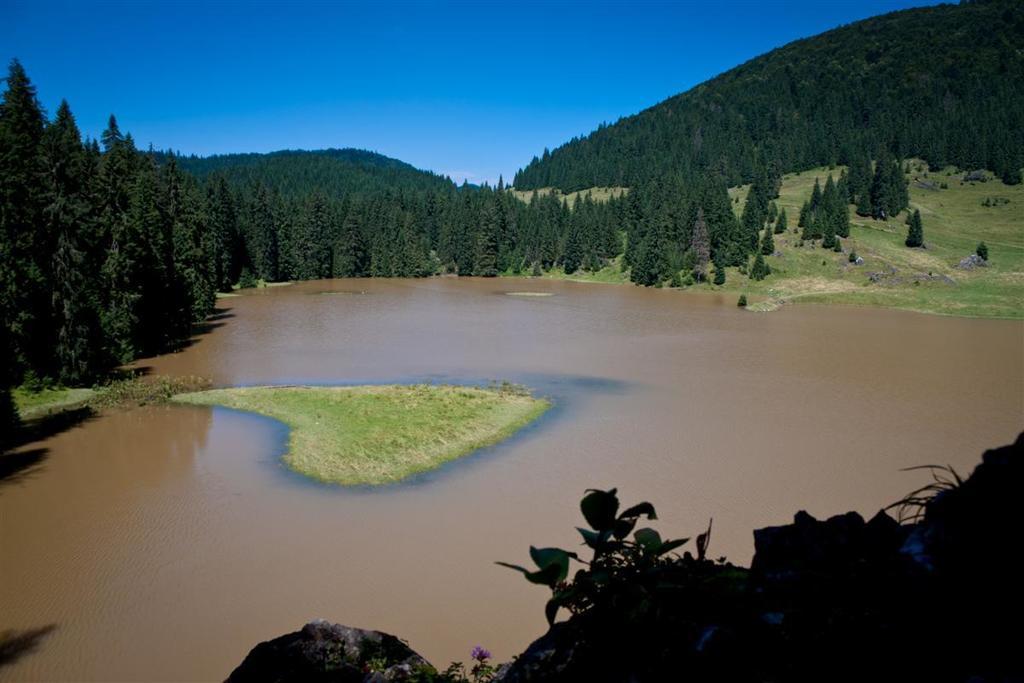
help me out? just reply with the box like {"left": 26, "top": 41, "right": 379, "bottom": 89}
{"left": 227, "top": 620, "right": 429, "bottom": 683}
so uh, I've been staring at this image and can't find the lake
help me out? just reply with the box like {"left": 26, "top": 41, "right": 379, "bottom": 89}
{"left": 2, "top": 277, "right": 1021, "bottom": 681}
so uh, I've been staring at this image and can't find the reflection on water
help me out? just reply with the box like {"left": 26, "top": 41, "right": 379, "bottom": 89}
{"left": 1, "top": 277, "right": 1021, "bottom": 681}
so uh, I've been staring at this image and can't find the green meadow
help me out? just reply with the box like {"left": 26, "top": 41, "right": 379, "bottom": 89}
{"left": 173, "top": 384, "right": 550, "bottom": 485}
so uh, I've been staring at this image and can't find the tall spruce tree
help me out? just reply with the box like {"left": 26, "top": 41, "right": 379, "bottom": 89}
{"left": 774, "top": 207, "right": 787, "bottom": 234}
{"left": 43, "top": 101, "right": 102, "bottom": 383}
{"left": 691, "top": 207, "right": 710, "bottom": 281}
{"left": 0, "top": 59, "right": 50, "bottom": 380}
{"left": 905, "top": 209, "right": 924, "bottom": 247}
{"left": 474, "top": 196, "right": 500, "bottom": 277}
{"left": 333, "top": 209, "right": 368, "bottom": 277}
{"left": 761, "top": 222, "right": 775, "bottom": 255}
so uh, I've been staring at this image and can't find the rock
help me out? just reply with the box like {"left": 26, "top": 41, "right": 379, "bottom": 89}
{"left": 854, "top": 256, "right": 864, "bottom": 265}
{"left": 227, "top": 620, "right": 431, "bottom": 683}
{"left": 751, "top": 508, "right": 908, "bottom": 584}
{"left": 956, "top": 253, "right": 988, "bottom": 270}
{"left": 963, "top": 169, "right": 987, "bottom": 183}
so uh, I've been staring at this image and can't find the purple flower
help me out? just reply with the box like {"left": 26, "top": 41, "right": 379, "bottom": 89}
{"left": 471, "top": 645, "right": 491, "bottom": 662}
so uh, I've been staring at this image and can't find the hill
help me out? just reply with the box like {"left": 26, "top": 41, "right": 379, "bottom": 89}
{"left": 171, "top": 147, "right": 456, "bottom": 199}
{"left": 514, "top": 0, "right": 1024, "bottom": 191}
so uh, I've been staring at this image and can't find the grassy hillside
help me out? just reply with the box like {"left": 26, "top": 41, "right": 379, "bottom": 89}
{"left": 509, "top": 186, "right": 627, "bottom": 205}
{"left": 720, "top": 162, "right": 1023, "bottom": 318}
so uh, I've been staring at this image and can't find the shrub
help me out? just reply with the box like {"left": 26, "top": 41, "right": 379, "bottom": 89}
{"left": 737, "top": 294, "right": 748, "bottom": 307}
{"left": 976, "top": 241, "right": 989, "bottom": 261}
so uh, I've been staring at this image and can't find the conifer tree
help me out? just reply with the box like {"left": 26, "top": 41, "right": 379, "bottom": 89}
{"left": 248, "top": 184, "right": 278, "bottom": 282}
{"left": 761, "top": 223, "right": 775, "bottom": 255}
{"left": 43, "top": 101, "right": 102, "bottom": 383}
{"left": 750, "top": 251, "right": 769, "bottom": 280}
{"left": 713, "top": 258, "right": 726, "bottom": 285}
{"left": 774, "top": 207, "right": 787, "bottom": 234}
{"left": 334, "top": 209, "right": 368, "bottom": 277}
{"left": 691, "top": 207, "right": 710, "bottom": 281}
{"left": 905, "top": 209, "right": 924, "bottom": 247}
{"left": 474, "top": 197, "right": 500, "bottom": 277}
{"left": 0, "top": 58, "right": 49, "bottom": 380}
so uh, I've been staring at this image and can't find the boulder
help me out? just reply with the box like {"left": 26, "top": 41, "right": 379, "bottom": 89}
{"left": 226, "top": 620, "right": 431, "bottom": 683}
{"left": 956, "top": 253, "right": 988, "bottom": 270}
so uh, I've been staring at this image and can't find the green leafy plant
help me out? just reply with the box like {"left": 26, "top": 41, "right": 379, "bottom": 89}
{"left": 498, "top": 488, "right": 702, "bottom": 625}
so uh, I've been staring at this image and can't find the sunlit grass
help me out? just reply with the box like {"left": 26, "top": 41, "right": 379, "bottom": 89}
{"left": 719, "top": 161, "right": 1024, "bottom": 318}
{"left": 172, "top": 384, "right": 550, "bottom": 485}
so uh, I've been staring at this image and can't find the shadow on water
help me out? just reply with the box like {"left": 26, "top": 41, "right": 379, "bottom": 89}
{"left": 4, "top": 406, "right": 96, "bottom": 453}
{"left": 0, "top": 625, "right": 57, "bottom": 670}
{"left": 0, "top": 448, "right": 49, "bottom": 488}
{"left": 162, "top": 307, "right": 233, "bottom": 354}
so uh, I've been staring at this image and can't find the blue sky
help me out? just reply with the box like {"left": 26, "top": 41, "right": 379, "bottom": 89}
{"left": 3, "top": 0, "right": 940, "bottom": 185}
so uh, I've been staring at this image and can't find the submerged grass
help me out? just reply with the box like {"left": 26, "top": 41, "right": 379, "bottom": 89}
{"left": 13, "top": 375, "right": 211, "bottom": 420}
{"left": 172, "top": 384, "right": 550, "bottom": 485}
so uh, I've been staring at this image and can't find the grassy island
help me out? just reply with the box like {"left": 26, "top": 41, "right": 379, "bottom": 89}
{"left": 172, "top": 384, "right": 550, "bottom": 485}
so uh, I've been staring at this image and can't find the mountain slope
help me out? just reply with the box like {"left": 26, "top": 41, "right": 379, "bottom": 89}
{"left": 173, "top": 148, "right": 455, "bottom": 198}
{"left": 514, "top": 0, "right": 1024, "bottom": 191}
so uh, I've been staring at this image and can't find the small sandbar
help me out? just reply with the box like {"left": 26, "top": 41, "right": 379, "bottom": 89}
{"left": 506, "top": 291, "right": 555, "bottom": 297}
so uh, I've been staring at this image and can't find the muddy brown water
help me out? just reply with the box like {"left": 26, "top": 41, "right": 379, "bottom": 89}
{"left": 2, "top": 278, "right": 1022, "bottom": 681}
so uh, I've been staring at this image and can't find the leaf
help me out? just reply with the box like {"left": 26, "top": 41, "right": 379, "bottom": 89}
{"left": 545, "top": 597, "right": 562, "bottom": 625}
{"left": 620, "top": 502, "right": 657, "bottom": 521}
{"left": 495, "top": 561, "right": 565, "bottom": 587}
{"left": 696, "top": 518, "right": 713, "bottom": 561}
{"left": 657, "top": 537, "right": 690, "bottom": 556}
{"left": 634, "top": 527, "right": 662, "bottom": 552}
{"left": 581, "top": 488, "right": 619, "bottom": 532}
{"left": 577, "top": 527, "right": 609, "bottom": 549}
{"left": 612, "top": 516, "right": 638, "bottom": 540}
{"left": 530, "top": 546, "right": 576, "bottom": 572}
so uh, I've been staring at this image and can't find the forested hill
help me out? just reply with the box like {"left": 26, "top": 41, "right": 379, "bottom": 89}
{"left": 167, "top": 148, "right": 456, "bottom": 199}
{"left": 514, "top": 0, "right": 1024, "bottom": 191}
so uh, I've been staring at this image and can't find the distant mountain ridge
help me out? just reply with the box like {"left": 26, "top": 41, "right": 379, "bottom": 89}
{"left": 170, "top": 147, "right": 455, "bottom": 199}
{"left": 514, "top": 0, "right": 1024, "bottom": 191}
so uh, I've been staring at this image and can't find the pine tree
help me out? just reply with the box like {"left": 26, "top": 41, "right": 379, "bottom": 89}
{"left": 206, "top": 176, "right": 241, "bottom": 291}
{"left": 691, "top": 207, "right": 710, "bottom": 281}
{"left": 713, "top": 256, "right": 726, "bottom": 285}
{"left": 774, "top": 207, "right": 787, "bottom": 234}
{"left": 905, "top": 209, "right": 924, "bottom": 247}
{"left": 562, "top": 223, "right": 583, "bottom": 274}
{"left": 976, "top": 241, "right": 988, "bottom": 261}
{"left": 749, "top": 251, "right": 769, "bottom": 280}
{"left": 0, "top": 58, "right": 50, "bottom": 381}
{"left": 248, "top": 184, "right": 278, "bottom": 282}
{"left": 474, "top": 197, "right": 500, "bottom": 276}
{"left": 761, "top": 223, "right": 775, "bottom": 255}
{"left": 97, "top": 121, "right": 143, "bottom": 363}
{"left": 334, "top": 209, "right": 368, "bottom": 277}
{"left": 42, "top": 100, "right": 102, "bottom": 383}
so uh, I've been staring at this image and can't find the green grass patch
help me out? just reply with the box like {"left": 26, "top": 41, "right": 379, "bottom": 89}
{"left": 510, "top": 186, "right": 627, "bottom": 205}
{"left": 717, "top": 161, "right": 1024, "bottom": 318}
{"left": 13, "top": 386, "right": 96, "bottom": 419}
{"left": 172, "top": 384, "right": 551, "bottom": 485}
